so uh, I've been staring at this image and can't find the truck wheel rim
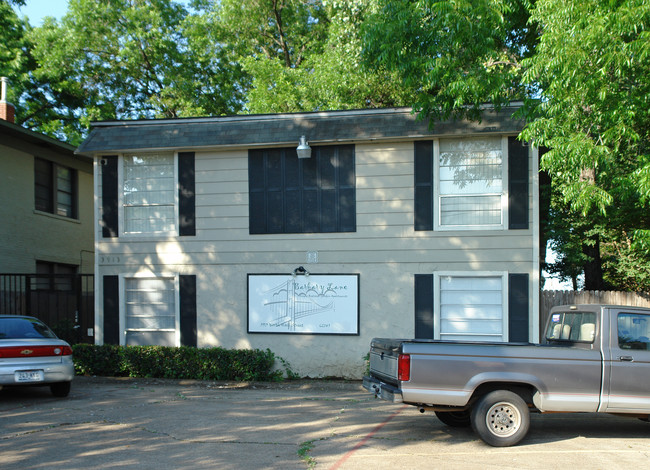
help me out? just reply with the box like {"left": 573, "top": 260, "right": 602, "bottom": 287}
{"left": 486, "top": 401, "right": 521, "bottom": 438}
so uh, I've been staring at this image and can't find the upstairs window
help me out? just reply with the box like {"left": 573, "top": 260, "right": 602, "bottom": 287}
{"left": 100, "top": 152, "right": 195, "bottom": 238}
{"left": 436, "top": 137, "right": 505, "bottom": 229}
{"left": 248, "top": 145, "right": 356, "bottom": 234}
{"left": 34, "top": 158, "right": 77, "bottom": 219}
{"left": 122, "top": 153, "right": 176, "bottom": 234}
{"left": 414, "top": 136, "right": 529, "bottom": 232}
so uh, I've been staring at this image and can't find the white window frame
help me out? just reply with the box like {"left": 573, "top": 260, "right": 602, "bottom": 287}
{"left": 434, "top": 271, "right": 509, "bottom": 342}
{"left": 117, "top": 152, "right": 179, "bottom": 237}
{"left": 118, "top": 273, "right": 180, "bottom": 347}
{"left": 434, "top": 136, "right": 508, "bottom": 231}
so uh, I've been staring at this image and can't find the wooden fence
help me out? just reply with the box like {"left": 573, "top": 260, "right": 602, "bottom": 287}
{"left": 539, "top": 290, "right": 650, "bottom": 333}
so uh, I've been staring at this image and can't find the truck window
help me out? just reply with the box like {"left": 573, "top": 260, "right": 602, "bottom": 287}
{"left": 618, "top": 313, "right": 650, "bottom": 351}
{"left": 546, "top": 311, "right": 597, "bottom": 343}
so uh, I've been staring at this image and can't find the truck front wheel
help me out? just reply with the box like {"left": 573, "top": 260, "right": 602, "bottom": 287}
{"left": 471, "top": 390, "right": 530, "bottom": 447}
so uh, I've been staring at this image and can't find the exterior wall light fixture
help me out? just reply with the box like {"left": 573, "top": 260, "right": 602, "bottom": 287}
{"left": 292, "top": 266, "right": 310, "bottom": 277}
{"left": 296, "top": 136, "right": 311, "bottom": 159}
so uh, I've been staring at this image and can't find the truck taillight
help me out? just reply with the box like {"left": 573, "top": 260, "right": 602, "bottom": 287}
{"left": 398, "top": 354, "right": 410, "bottom": 381}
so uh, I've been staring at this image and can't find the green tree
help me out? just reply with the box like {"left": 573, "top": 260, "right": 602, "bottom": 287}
{"left": 213, "top": 0, "right": 412, "bottom": 113}
{"left": 214, "top": 0, "right": 330, "bottom": 67}
{"left": 363, "top": 0, "right": 650, "bottom": 291}
{"left": 1, "top": 1, "right": 81, "bottom": 140}
{"left": 521, "top": 0, "right": 650, "bottom": 290}
{"left": 27, "top": 0, "right": 245, "bottom": 144}
{"left": 362, "top": 0, "right": 536, "bottom": 121}
{"left": 0, "top": 2, "right": 31, "bottom": 95}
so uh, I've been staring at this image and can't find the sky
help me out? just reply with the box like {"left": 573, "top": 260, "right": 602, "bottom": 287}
{"left": 16, "top": 0, "right": 70, "bottom": 26}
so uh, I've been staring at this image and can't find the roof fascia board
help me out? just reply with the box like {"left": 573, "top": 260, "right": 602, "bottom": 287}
{"left": 76, "top": 105, "right": 525, "bottom": 156}
{"left": 88, "top": 107, "right": 417, "bottom": 127}
{"left": 1, "top": 120, "right": 79, "bottom": 155}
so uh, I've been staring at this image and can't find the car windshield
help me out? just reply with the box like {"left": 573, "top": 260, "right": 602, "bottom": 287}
{"left": 0, "top": 317, "right": 58, "bottom": 339}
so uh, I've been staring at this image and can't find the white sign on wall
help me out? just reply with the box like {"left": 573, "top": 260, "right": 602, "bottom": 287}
{"left": 247, "top": 274, "right": 359, "bottom": 335}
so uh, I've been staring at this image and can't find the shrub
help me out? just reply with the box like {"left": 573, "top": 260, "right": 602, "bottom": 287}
{"left": 72, "top": 344, "right": 288, "bottom": 382}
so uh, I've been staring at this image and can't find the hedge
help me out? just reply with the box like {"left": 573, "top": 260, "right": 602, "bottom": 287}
{"left": 72, "top": 344, "right": 287, "bottom": 382}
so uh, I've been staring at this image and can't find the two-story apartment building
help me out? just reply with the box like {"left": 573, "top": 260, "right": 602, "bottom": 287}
{"left": 77, "top": 106, "right": 539, "bottom": 378}
{"left": 0, "top": 79, "right": 94, "bottom": 276}
{"left": 1, "top": 77, "right": 94, "bottom": 341}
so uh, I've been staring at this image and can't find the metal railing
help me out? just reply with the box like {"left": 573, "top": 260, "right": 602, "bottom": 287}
{"left": 0, "top": 274, "right": 94, "bottom": 344}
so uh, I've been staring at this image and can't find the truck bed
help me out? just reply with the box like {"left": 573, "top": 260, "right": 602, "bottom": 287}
{"left": 369, "top": 338, "right": 603, "bottom": 412}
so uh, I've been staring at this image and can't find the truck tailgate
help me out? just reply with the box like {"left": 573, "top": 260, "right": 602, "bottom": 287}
{"left": 368, "top": 338, "right": 405, "bottom": 384}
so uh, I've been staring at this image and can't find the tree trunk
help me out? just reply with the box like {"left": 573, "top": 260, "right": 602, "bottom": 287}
{"left": 582, "top": 236, "right": 606, "bottom": 290}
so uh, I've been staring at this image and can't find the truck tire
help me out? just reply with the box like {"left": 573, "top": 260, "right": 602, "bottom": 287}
{"left": 471, "top": 390, "right": 530, "bottom": 447}
{"left": 434, "top": 410, "right": 471, "bottom": 427}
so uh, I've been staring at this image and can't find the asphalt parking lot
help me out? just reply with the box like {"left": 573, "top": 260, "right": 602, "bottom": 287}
{"left": 1, "top": 376, "right": 649, "bottom": 469}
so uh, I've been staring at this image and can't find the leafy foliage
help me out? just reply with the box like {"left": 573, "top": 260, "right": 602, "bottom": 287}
{"left": 362, "top": 0, "right": 536, "bottom": 121}
{"left": 22, "top": 0, "right": 246, "bottom": 143}
{"left": 4, "top": 0, "right": 650, "bottom": 290}
{"left": 1, "top": 2, "right": 85, "bottom": 142}
{"left": 218, "top": 0, "right": 413, "bottom": 113}
{"left": 72, "top": 344, "right": 294, "bottom": 381}
{"left": 4, "top": 0, "right": 409, "bottom": 140}
{"left": 363, "top": 0, "right": 650, "bottom": 290}
{"left": 522, "top": 0, "right": 650, "bottom": 290}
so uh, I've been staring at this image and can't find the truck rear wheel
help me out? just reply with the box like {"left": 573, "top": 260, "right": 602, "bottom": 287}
{"left": 471, "top": 390, "right": 530, "bottom": 447}
{"left": 434, "top": 410, "right": 471, "bottom": 427}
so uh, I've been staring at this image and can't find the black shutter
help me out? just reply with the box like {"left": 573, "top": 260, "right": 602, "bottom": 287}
{"left": 337, "top": 145, "right": 356, "bottom": 232}
{"left": 101, "top": 156, "right": 119, "bottom": 237}
{"left": 414, "top": 274, "right": 434, "bottom": 339}
{"left": 248, "top": 150, "right": 266, "bottom": 234}
{"left": 179, "top": 275, "right": 197, "bottom": 347}
{"left": 178, "top": 152, "right": 196, "bottom": 236}
{"left": 508, "top": 273, "right": 529, "bottom": 342}
{"left": 414, "top": 141, "right": 433, "bottom": 231}
{"left": 103, "top": 275, "right": 119, "bottom": 345}
{"left": 249, "top": 146, "right": 355, "bottom": 234}
{"left": 508, "top": 137, "right": 529, "bottom": 230}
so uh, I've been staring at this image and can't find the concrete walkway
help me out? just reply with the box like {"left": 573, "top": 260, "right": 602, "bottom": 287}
{"left": 1, "top": 377, "right": 648, "bottom": 469}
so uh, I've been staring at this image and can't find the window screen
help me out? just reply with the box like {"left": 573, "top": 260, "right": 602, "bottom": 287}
{"left": 123, "top": 154, "right": 175, "bottom": 234}
{"left": 125, "top": 277, "right": 176, "bottom": 331}
{"left": 439, "top": 275, "right": 504, "bottom": 341}
{"left": 438, "top": 137, "right": 503, "bottom": 227}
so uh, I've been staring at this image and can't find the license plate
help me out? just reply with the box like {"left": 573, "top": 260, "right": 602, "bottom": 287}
{"left": 15, "top": 370, "right": 45, "bottom": 383}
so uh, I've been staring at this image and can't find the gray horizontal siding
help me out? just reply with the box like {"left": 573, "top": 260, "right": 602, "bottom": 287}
{"left": 97, "top": 142, "right": 534, "bottom": 269}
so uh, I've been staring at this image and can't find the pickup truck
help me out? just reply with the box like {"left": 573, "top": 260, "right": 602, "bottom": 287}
{"left": 363, "top": 304, "right": 650, "bottom": 446}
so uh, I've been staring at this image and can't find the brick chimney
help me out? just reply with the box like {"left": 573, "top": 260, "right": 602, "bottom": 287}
{"left": 1, "top": 77, "right": 15, "bottom": 123}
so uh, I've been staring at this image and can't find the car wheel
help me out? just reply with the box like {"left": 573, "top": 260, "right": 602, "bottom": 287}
{"left": 434, "top": 410, "right": 471, "bottom": 427}
{"left": 50, "top": 381, "right": 71, "bottom": 398}
{"left": 471, "top": 390, "right": 530, "bottom": 447}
